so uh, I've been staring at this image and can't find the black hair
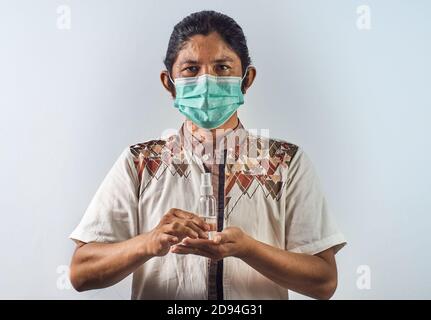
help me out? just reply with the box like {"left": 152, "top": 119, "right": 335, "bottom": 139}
{"left": 164, "top": 10, "right": 252, "bottom": 90}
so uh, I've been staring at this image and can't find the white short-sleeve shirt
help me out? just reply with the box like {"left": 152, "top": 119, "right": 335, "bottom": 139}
{"left": 70, "top": 119, "right": 346, "bottom": 299}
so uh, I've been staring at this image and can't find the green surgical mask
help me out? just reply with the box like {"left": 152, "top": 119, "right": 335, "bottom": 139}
{"left": 169, "top": 68, "right": 250, "bottom": 129}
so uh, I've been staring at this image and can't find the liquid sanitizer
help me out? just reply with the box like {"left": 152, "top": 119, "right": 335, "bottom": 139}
{"left": 199, "top": 173, "right": 217, "bottom": 240}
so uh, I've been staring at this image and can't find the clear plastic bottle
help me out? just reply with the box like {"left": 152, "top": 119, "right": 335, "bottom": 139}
{"left": 199, "top": 173, "right": 217, "bottom": 240}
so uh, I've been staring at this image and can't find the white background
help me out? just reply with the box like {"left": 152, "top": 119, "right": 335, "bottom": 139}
{"left": 0, "top": 0, "right": 430, "bottom": 299}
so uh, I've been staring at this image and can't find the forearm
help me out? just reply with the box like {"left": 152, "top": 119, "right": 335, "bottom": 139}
{"left": 240, "top": 236, "right": 337, "bottom": 299}
{"left": 70, "top": 234, "right": 152, "bottom": 291}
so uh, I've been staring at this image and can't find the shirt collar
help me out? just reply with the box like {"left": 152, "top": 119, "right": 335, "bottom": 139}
{"left": 178, "top": 118, "right": 247, "bottom": 165}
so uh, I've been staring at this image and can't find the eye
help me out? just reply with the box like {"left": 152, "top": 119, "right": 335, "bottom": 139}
{"left": 216, "top": 64, "right": 231, "bottom": 72}
{"left": 183, "top": 66, "right": 199, "bottom": 73}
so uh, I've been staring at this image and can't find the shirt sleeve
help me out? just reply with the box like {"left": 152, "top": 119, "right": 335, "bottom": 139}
{"left": 69, "top": 147, "right": 140, "bottom": 244}
{"left": 285, "top": 147, "right": 346, "bottom": 255}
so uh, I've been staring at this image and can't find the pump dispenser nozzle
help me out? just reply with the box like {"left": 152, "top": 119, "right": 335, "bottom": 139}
{"left": 199, "top": 172, "right": 217, "bottom": 240}
{"left": 200, "top": 173, "right": 213, "bottom": 196}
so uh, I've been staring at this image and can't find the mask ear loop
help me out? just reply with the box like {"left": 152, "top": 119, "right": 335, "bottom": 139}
{"left": 240, "top": 65, "right": 252, "bottom": 84}
{"left": 240, "top": 65, "right": 252, "bottom": 93}
{"left": 168, "top": 72, "right": 175, "bottom": 86}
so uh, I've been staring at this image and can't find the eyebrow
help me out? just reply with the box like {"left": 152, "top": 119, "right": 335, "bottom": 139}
{"left": 177, "top": 56, "right": 235, "bottom": 66}
{"left": 178, "top": 59, "right": 199, "bottom": 65}
{"left": 211, "top": 56, "right": 234, "bottom": 63}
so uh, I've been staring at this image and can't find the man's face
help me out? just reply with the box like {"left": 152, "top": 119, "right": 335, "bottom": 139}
{"left": 170, "top": 31, "right": 243, "bottom": 81}
{"left": 160, "top": 31, "right": 256, "bottom": 132}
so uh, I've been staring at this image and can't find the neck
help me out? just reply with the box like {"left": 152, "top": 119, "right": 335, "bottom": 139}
{"left": 186, "top": 113, "right": 239, "bottom": 144}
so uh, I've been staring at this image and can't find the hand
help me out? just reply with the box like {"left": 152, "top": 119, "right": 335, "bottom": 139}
{"left": 143, "top": 208, "right": 211, "bottom": 257}
{"left": 169, "top": 227, "right": 252, "bottom": 261}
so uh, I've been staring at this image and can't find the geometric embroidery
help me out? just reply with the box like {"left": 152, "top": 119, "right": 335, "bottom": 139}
{"left": 129, "top": 125, "right": 299, "bottom": 207}
{"left": 225, "top": 138, "right": 298, "bottom": 199}
{"left": 223, "top": 138, "right": 298, "bottom": 216}
{"left": 130, "top": 137, "right": 192, "bottom": 197}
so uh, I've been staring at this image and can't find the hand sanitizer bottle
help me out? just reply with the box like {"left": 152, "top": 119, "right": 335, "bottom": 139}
{"left": 199, "top": 173, "right": 217, "bottom": 240}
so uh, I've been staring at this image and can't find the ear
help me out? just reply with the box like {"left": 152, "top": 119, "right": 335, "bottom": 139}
{"left": 160, "top": 71, "right": 176, "bottom": 98}
{"left": 242, "top": 66, "right": 257, "bottom": 94}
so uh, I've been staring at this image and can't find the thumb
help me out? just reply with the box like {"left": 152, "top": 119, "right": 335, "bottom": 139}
{"left": 160, "top": 234, "right": 179, "bottom": 245}
{"left": 213, "top": 232, "right": 227, "bottom": 244}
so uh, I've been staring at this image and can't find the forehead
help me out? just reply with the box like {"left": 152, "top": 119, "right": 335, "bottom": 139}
{"left": 175, "top": 32, "right": 241, "bottom": 64}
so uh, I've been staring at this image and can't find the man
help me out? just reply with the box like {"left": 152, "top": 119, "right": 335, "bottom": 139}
{"left": 69, "top": 10, "right": 346, "bottom": 300}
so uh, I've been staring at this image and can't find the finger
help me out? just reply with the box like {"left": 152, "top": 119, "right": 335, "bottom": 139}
{"left": 173, "top": 209, "right": 211, "bottom": 231}
{"left": 184, "top": 220, "right": 208, "bottom": 239}
{"left": 190, "top": 215, "right": 212, "bottom": 232}
{"left": 178, "top": 224, "right": 200, "bottom": 239}
{"left": 213, "top": 232, "right": 231, "bottom": 244}
{"left": 165, "top": 223, "right": 199, "bottom": 240}
{"left": 170, "top": 218, "right": 208, "bottom": 240}
{"left": 170, "top": 245, "right": 195, "bottom": 255}
{"left": 171, "top": 245, "right": 213, "bottom": 258}
{"left": 172, "top": 208, "right": 195, "bottom": 220}
{"left": 159, "top": 234, "right": 179, "bottom": 245}
{"left": 213, "top": 233, "right": 223, "bottom": 244}
{"left": 182, "top": 238, "right": 220, "bottom": 251}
